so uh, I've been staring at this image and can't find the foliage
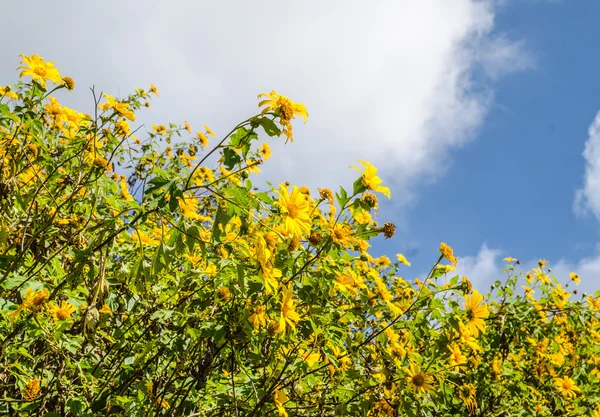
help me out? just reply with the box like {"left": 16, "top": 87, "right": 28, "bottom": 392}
{"left": 1, "top": 54, "right": 600, "bottom": 416}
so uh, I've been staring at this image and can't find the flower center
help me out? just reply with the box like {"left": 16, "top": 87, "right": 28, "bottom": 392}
{"left": 412, "top": 373, "right": 425, "bottom": 387}
{"left": 277, "top": 98, "right": 294, "bottom": 122}
{"left": 334, "top": 228, "right": 346, "bottom": 240}
{"left": 32, "top": 292, "right": 48, "bottom": 307}
{"left": 34, "top": 67, "right": 47, "bottom": 77}
{"left": 286, "top": 202, "right": 299, "bottom": 218}
{"left": 56, "top": 309, "right": 70, "bottom": 320}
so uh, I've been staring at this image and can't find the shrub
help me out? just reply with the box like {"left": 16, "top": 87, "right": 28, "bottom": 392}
{"left": 1, "top": 54, "right": 599, "bottom": 416}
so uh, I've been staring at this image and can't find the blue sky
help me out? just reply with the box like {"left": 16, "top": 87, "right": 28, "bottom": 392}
{"left": 373, "top": 0, "right": 600, "bottom": 292}
{"left": 2, "top": 0, "right": 600, "bottom": 293}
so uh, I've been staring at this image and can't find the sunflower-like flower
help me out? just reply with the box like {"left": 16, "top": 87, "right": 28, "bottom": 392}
{"left": 404, "top": 362, "right": 434, "bottom": 396}
{"left": 397, "top": 253, "right": 411, "bottom": 266}
{"left": 22, "top": 378, "right": 41, "bottom": 401}
{"left": 8, "top": 288, "right": 50, "bottom": 321}
{"left": 98, "top": 94, "right": 136, "bottom": 121}
{"left": 248, "top": 305, "right": 267, "bottom": 331}
{"left": 464, "top": 290, "right": 489, "bottom": 335}
{"left": 276, "top": 185, "right": 312, "bottom": 238}
{"left": 273, "top": 389, "right": 289, "bottom": 417}
{"left": 350, "top": 160, "right": 391, "bottom": 199}
{"left": 47, "top": 301, "right": 76, "bottom": 322}
{"left": 258, "top": 90, "right": 308, "bottom": 142}
{"left": 18, "top": 54, "right": 63, "bottom": 89}
{"left": 439, "top": 242, "right": 458, "bottom": 266}
{"left": 458, "top": 383, "right": 477, "bottom": 413}
{"left": 279, "top": 285, "right": 301, "bottom": 334}
{"left": 554, "top": 376, "right": 580, "bottom": 399}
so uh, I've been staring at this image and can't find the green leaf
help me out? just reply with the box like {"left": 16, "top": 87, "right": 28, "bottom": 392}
{"left": 255, "top": 192, "right": 273, "bottom": 205}
{"left": 66, "top": 398, "right": 87, "bottom": 415}
{"left": 259, "top": 118, "right": 281, "bottom": 137}
{"left": 335, "top": 187, "right": 348, "bottom": 208}
{"left": 352, "top": 177, "right": 366, "bottom": 195}
{"left": 211, "top": 204, "right": 232, "bottom": 242}
{"left": 223, "top": 147, "right": 242, "bottom": 170}
{"left": 1, "top": 274, "right": 28, "bottom": 290}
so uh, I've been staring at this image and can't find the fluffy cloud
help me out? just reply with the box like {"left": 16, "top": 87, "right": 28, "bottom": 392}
{"left": 1, "top": 1, "right": 528, "bottom": 203}
{"left": 442, "top": 243, "right": 600, "bottom": 296}
{"left": 451, "top": 244, "right": 506, "bottom": 291}
{"left": 574, "top": 111, "right": 600, "bottom": 220}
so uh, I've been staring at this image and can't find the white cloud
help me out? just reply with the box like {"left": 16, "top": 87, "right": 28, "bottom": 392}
{"left": 436, "top": 243, "right": 600, "bottom": 296}
{"left": 1, "top": 0, "right": 528, "bottom": 205}
{"left": 451, "top": 244, "right": 506, "bottom": 291}
{"left": 547, "top": 247, "right": 600, "bottom": 296}
{"left": 574, "top": 111, "right": 600, "bottom": 220}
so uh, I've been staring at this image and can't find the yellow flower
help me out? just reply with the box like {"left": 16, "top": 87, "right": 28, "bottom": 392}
{"left": 570, "top": 272, "right": 580, "bottom": 284}
{"left": 93, "top": 157, "right": 108, "bottom": 169}
{"left": 0, "top": 86, "right": 18, "bottom": 101}
{"left": 277, "top": 185, "right": 312, "bottom": 238}
{"left": 554, "top": 376, "right": 580, "bottom": 399}
{"left": 197, "top": 131, "right": 209, "bottom": 147}
{"left": 259, "top": 142, "right": 272, "bottom": 160}
{"left": 374, "top": 256, "right": 391, "bottom": 268}
{"left": 279, "top": 285, "right": 301, "bottom": 334}
{"left": 205, "top": 263, "right": 218, "bottom": 277}
{"left": 334, "top": 271, "right": 361, "bottom": 297}
{"left": 204, "top": 124, "right": 216, "bottom": 137}
{"left": 115, "top": 118, "right": 131, "bottom": 136}
{"left": 464, "top": 290, "right": 489, "bottom": 335}
{"left": 136, "top": 230, "right": 160, "bottom": 246}
{"left": 18, "top": 54, "right": 63, "bottom": 89}
{"left": 257, "top": 90, "right": 308, "bottom": 142}
{"left": 503, "top": 257, "right": 517, "bottom": 263}
{"left": 99, "top": 94, "right": 136, "bottom": 121}
{"left": 588, "top": 295, "right": 600, "bottom": 310}
{"left": 352, "top": 209, "right": 372, "bottom": 225}
{"left": 552, "top": 283, "right": 571, "bottom": 309}
{"left": 149, "top": 84, "right": 159, "bottom": 96}
{"left": 99, "top": 304, "right": 112, "bottom": 315}
{"left": 184, "top": 120, "right": 191, "bottom": 134}
{"left": 397, "top": 253, "right": 411, "bottom": 266}
{"left": 447, "top": 344, "right": 467, "bottom": 369}
{"left": 8, "top": 288, "right": 49, "bottom": 321}
{"left": 63, "top": 76, "right": 75, "bottom": 90}
{"left": 248, "top": 305, "right": 267, "bottom": 331}
{"left": 350, "top": 160, "right": 391, "bottom": 199}
{"left": 25, "top": 287, "right": 50, "bottom": 311}
{"left": 439, "top": 242, "right": 458, "bottom": 266}
{"left": 318, "top": 188, "right": 335, "bottom": 204}
{"left": 435, "top": 264, "right": 456, "bottom": 274}
{"left": 260, "top": 262, "right": 282, "bottom": 295}
{"left": 120, "top": 178, "right": 132, "bottom": 199}
{"left": 22, "top": 378, "right": 41, "bottom": 401}
{"left": 404, "top": 362, "right": 434, "bottom": 396}
{"left": 185, "top": 253, "right": 203, "bottom": 266}
{"left": 178, "top": 196, "right": 203, "bottom": 221}
{"left": 273, "top": 389, "right": 289, "bottom": 417}
{"left": 47, "top": 301, "right": 76, "bottom": 322}
{"left": 328, "top": 222, "right": 354, "bottom": 248}
{"left": 300, "top": 350, "right": 320, "bottom": 368}
{"left": 458, "top": 384, "right": 477, "bottom": 413}
{"left": 533, "top": 268, "right": 550, "bottom": 285}
{"left": 458, "top": 322, "right": 480, "bottom": 351}
{"left": 152, "top": 124, "right": 167, "bottom": 135}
